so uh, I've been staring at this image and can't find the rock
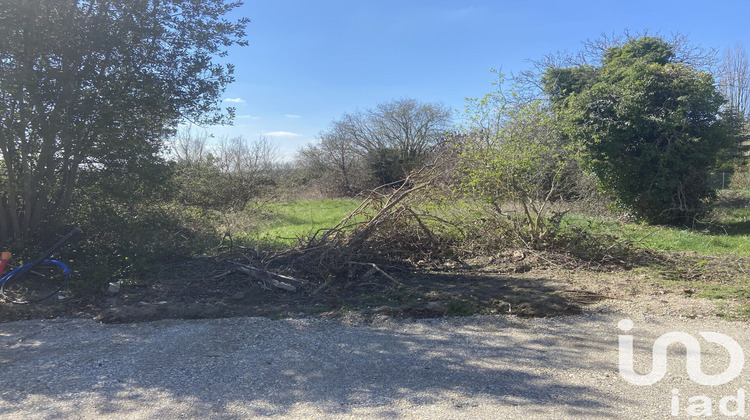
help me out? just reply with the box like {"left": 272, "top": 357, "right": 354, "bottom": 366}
{"left": 107, "top": 281, "right": 121, "bottom": 293}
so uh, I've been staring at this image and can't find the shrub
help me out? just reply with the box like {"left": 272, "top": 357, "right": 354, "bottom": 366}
{"left": 456, "top": 75, "right": 577, "bottom": 249}
{"left": 65, "top": 198, "right": 217, "bottom": 292}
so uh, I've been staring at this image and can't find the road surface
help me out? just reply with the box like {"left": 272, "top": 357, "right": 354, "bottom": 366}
{"left": 1, "top": 312, "right": 749, "bottom": 419}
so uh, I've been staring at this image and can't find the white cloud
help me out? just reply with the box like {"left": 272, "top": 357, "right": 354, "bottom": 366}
{"left": 285, "top": 114, "right": 302, "bottom": 118}
{"left": 265, "top": 131, "right": 302, "bottom": 137}
{"left": 224, "top": 97, "right": 246, "bottom": 103}
{"left": 237, "top": 114, "right": 260, "bottom": 120}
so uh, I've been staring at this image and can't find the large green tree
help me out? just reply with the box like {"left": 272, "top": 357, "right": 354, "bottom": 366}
{"left": 543, "top": 36, "right": 747, "bottom": 225}
{"left": 0, "top": 0, "right": 248, "bottom": 242}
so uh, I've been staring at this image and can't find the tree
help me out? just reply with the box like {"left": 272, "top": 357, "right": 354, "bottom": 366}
{"left": 0, "top": 0, "right": 248, "bottom": 243}
{"left": 171, "top": 133, "right": 280, "bottom": 211}
{"left": 719, "top": 43, "right": 750, "bottom": 119}
{"left": 297, "top": 125, "right": 364, "bottom": 196}
{"left": 544, "top": 36, "right": 747, "bottom": 225}
{"left": 296, "top": 98, "right": 452, "bottom": 192}
{"left": 214, "top": 135, "right": 279, "bottom": 209}
{"left": 517, "top": 31, "right": 718, "bottom": 101}
{"left": 339, "top": 98, "right": 452, "bottom": 185}
{"left": 172, "top": 126, "right": 211, "bottom": 166}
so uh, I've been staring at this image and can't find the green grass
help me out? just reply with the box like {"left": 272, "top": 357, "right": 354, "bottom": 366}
{"left": 561, "top": 192, "right": 750, "bottom": 318}
{"left": 563, "top": 206, "right": 750, "bottom": 257}
{"left": 611, "top": 224, "right": 750, "bottom": 256}
{"left": 220, "top": 190, "right": 750, "bottom": 256}
{"left": 230, "top": 199, "right": 363, "bottom": 249}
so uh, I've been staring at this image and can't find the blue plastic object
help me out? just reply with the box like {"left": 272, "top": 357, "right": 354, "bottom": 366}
{"left": 0, "top": 259, "right": 71, "bottom": 304}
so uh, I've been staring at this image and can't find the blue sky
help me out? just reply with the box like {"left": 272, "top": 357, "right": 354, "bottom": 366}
{"left": 203, "top": 0, "right": 750, "bottom": 159}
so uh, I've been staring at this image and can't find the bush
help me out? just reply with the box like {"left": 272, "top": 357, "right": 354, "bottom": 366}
{"left": 730, "top": 167, "right": 750, "bottom": 191}
{"left": 54, "top": 164, "right": 217, "bottom": 292}
{"left": 173, "top": 159, "right": 276, "bottom": 210}
{"left": 546, "top": 36, "right": 747, "bottom": 225}
{"left": 456, "top": 76, "right": 577, "bottom": 249}
{"left": 65, "top": 199, "right": 217, "bottom": 292}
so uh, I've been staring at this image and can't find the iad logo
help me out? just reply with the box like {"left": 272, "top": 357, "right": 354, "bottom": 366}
{"left": 617, "top": 319, "right": 745, "bottom": 386}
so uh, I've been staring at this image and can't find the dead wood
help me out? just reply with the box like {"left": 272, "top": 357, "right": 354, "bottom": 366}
{"left": 219, "top": 261, "right": 306, "bottom": 292}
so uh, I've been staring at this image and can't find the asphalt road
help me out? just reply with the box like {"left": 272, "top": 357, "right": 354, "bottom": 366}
{"left": 1, "top": 312, "right": 749, "bottom": 419}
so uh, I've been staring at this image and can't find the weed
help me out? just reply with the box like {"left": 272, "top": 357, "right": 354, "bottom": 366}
{"left": 445, "top": 299, "right": 478, "bottom": 316}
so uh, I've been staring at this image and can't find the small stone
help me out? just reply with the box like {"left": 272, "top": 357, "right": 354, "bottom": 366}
{"left": 231, "top": 291, "right": 245, "bottom": 300}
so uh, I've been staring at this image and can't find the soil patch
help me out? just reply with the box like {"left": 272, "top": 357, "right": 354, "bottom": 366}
{"left": 1, "top": 251, "right": 743, "bottom": 324}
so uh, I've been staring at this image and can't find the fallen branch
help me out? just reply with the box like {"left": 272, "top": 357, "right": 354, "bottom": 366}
{"left": 349, "top": 262, "right": 404, "bottom": 287}
{"left": 220, "top": 261, "right": 306, "bottom": 292}
{"left": 311, "top": 275, "right": 335, "bottom": 295}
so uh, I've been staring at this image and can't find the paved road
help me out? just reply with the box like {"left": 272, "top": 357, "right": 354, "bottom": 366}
{"left": 1, "top": 312, "right": 749, "bottom": 419}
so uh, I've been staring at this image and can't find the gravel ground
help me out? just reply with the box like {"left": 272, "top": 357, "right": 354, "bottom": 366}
{"left": 2, "top": 312, "right": 750, "bottom": 419}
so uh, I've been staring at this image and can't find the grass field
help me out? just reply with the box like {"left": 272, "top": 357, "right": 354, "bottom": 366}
{"left": 563, "top": 216, "right": 750, "bottom": 256}
{"left": 231, "top": 191, "right": 750, "bottom": 255}
{"left": 562, "top": 191, "right": 750, "bottom": 257}
{"left": 227, "top": 198, "right": 363, "bottom": 248}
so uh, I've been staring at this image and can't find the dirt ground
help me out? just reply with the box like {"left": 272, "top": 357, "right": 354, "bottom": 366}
{"left": 1, "top": 249, "right": 743, "bottom": 324}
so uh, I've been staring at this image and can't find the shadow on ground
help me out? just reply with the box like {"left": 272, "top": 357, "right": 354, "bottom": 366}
{"left": 0, "top": 315, "right": 625, "bottom": 418}
{"left": 0, "top": 262, "right": 609, "bottom": 324}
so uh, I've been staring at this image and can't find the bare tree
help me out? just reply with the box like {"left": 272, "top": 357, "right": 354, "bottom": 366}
{"left": 216, "top": 136, "right": 280, "bottom": 207}
{"left": 172, "top": 134, "right": 280, "bottom": 210}
{"left": 296, "top": 98, "right": 452, "bottom": 192}
{"left": 171, "top": 126, "right": 210, "bottom": 165}
{"left": 216, "top": 135, "right": 279, "bottom": 175}
{"left": 339, "top": 99, "right": 452, "bottom": 160}
{"left": 719, "top": 43, "right": 750, "bottom": 118}
{"left": 297, "top": 125, "right": 363, "bottom": 195}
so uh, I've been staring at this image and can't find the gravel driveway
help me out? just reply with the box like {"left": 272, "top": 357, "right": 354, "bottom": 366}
{"left": 1, "top": 312, "right": 749, "bottom": 419}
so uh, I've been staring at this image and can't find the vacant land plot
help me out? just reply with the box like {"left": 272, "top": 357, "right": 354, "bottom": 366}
{"left": 2, "top": 191, "right": 750, "bottom": 324}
